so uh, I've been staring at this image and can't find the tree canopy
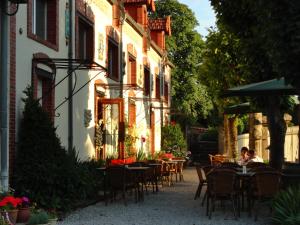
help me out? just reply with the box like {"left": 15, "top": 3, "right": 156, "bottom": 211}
{"left": 209, "top": 0, "right": 297, "bottom": 168}
{"left": 151, "top": 0, "right": 213, "bottom": 125}
{"left": 210, "top": 0, "right": 300, "bottom": 90}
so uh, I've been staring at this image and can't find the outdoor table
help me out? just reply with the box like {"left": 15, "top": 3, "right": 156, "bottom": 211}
{"left": 235, "top": 171, "right": 256, "bottom": 216}
{"left": 97, "top": 166, "right": 151, "bottom": 203}
{"left": 171, "top": 159, "right": 185, "bottom": 162}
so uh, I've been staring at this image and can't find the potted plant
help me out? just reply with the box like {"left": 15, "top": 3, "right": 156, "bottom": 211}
{"left": 47, "top": 209, "right": 58, "bottom": 225}
{"left": 27, "top": 210, "right": 49, "bottom": 225}
{"left": 17, "top": 196, "right": 31, "bottom": 223}
{"left": 0, "top": 216, "right": 9, "bottom": 225}
{"left": 272, "top": 185, "right": 300, "bottom": 225}
{"left": 0, "top": 196, "right": 22, "bottom": 224}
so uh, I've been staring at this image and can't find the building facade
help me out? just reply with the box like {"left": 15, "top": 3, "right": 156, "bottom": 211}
{"left": 1, "top": 0, "right": 172, "bottom": 183}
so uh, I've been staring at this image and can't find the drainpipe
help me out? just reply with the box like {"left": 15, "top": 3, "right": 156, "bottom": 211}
{"left": 0, "top": 0, "right": 9, "bottom": 191}
{"left": 119, "top": 1, "right": 125, "bottom": 98}
{"left": 68, "top": 0, "right": 73, "bottom": 153}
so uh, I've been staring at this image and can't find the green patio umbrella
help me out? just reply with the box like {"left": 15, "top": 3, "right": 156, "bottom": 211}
{"left": 224, "top": 102, "right": 260, "bottom": 114}
{"left": 223, "top": 77, "right": 297, "bottom": 97}
{"left": 223, "top": 77, "right": 300, "bottom": 166}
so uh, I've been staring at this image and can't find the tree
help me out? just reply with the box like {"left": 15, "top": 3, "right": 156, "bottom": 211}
{"left": 151, "top": 0, "right": 213, "bottom": 126}
{"left": 13, "top": 87, "right": 89, "bottom": 211}
{"left": 199, "top": 26, "right": 250, "bottom": 157}
{"left": 161, "top": 124, "right": 187, "bottom": 157}
{"left": 210, "top": 0, "right": 297, "bottom": 169}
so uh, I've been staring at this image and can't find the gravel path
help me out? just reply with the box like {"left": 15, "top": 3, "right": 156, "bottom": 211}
{"left": 58, "top": 167, "right": 271, "bottom": 225}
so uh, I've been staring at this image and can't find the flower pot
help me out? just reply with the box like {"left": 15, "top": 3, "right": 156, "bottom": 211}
{"left": 48, "top": 218, "right": 58, "bottom": 225}
{"left": 1, "top": 209, "right": 19, "bottom": 225}
{"left": 17, "top": 207, "right": 31, "bottom": 223}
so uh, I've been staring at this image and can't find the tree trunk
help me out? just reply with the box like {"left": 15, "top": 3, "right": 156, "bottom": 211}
{"left": 249, "top": 113, "right": 255, "bottom": 150}
{"left": 218, "top": 124, "right": 225, "bottom": 155}
{"left": 223, "top": 114, "right": 230, "bottom": 155}
{"left": 228, "top": 116, "right": 237, "bottom": 159}
{"left": 266, "top": 96, "right": 287, "bottom": 170}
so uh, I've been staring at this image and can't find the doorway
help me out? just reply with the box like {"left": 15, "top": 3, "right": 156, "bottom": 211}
{"left": 95, "top": 98, "right": 125, "bottom": 159}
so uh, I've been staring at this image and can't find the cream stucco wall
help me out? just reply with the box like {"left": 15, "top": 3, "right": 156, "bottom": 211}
{"left": 15, "top": 1, "right": 70, "bottom": 150}
{"left": 237, "top": 126, "right": 299, "bottom": 162}
{"left": 14, "top": 0, "right": 171, "bottom": 160}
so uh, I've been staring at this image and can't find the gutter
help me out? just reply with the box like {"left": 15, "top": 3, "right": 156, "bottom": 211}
{"left": 68, "top": 0, "right": 73, "bottom": 152}
{"left": 0, "top": 0, "right": 9, "bottom": 191}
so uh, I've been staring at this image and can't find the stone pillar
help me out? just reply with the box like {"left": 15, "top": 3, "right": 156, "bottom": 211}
{"left": 261, "top": 115, "right": 269, "bottom": 160}
{"left": 249, "top": 113, "right": 263, "bottom": 156}
{"left": 218, "top": 124, "right": 224, "bottom": 154}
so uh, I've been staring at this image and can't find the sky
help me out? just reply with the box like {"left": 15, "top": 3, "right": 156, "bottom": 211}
{"left": 178, "top": 0, "right": 216, "bottom": 38}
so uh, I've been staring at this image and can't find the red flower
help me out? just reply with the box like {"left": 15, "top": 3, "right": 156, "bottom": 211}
{"left": 0, "top": 196, "right": 22, "bottom": 210}
{"left": 141, "top": 136, "right": 146, "bottom": 143}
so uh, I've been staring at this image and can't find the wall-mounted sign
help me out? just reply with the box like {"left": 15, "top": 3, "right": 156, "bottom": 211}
{"left": 137, "top": 65, "right": 143, "bottom": 87}
{"left": 97, "top": 33, "right": 104, "bottom": 60}
{"left": 84, "top": 109, "right": 92, "bottom": 127}
{"left": 65, "top": 3, "right": 70, "bottom": 44}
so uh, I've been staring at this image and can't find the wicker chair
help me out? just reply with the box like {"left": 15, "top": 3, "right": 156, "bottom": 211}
{"left": 106, "top": 166, "right": 138, "bottom": 205}
{"left": 194, "top": 166, "right": 207, "bottom": 202}
{"left": 208, "top": 154, "right": 227, "bottom": 166}
{"left": 246, "top": 162, "right": 267, "bottom": 168}
{"left": 251, "top": 166, "right": 277, "bottom": 172}
{"left": 206, "top": 169, "right": 238, "bottom": 219}
{"left": 161, "top": 161, "right": 172, "bottom": 186}
{"left": 249, "top": 171, "right": 282, "bottom": 220}
{"left": 220, "top": 162, "right": 241, "bottom": 170}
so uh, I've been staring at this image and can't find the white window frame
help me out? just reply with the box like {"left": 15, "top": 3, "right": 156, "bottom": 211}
{"left": 32, "top": 0, "right": 48, "bottom": 40}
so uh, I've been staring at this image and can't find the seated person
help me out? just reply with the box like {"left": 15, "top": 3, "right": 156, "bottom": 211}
{"left": 246, "top": 149, "right": 264, "bottom": 163}
{"left": 238, "top": 146, "right": 249, "bottom": 166}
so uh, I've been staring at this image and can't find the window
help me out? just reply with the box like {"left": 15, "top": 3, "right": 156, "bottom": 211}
{"left": 155, "top": 75, "right": 160, "bottom": 99}
{"left": 31, "top": 0, "right": 57, "bottom": 46}
{"left": 128, "top": 56, "right": 136, "bottom": 85}
{"left": 128, "top": 102, "right": 136, "bottom": 127}
{"left": 108, "top": 39, "right": 119, "bottom": 80}
{"left": 33, "top": 0, "right": 47, "bottom": 39}
{"left": 164, "top": 82, "right": 169, "bottom": 103}
{"left": 78, "top": 18, "right": 94, "bottom": 59}
{"left": 34, "top": 67, "right": 55, "bottom": 118}
{"left": 144, "top": 68, "right": 150, "bottom": 96}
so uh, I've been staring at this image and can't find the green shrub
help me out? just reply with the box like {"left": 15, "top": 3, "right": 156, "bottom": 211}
{"left": 200, "top": 127, "right": 218, "bottom": 141}
{"left": 27, "top": 211, "right": 49, "bottom": 225}
{"left": 13, "top": 87, "right": 104, "bottom": 211}
{"left": 272, "top": 185, "right": 300, "bottom": 225}
{"left": 161, "top": 124, "right": 187, "bottom": 157}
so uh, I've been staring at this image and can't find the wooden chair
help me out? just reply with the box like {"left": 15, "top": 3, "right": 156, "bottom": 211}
{"left": 249, "top": 171, "right": 282, "bottom": 220}
{"left": 206, "top": 169, "right": 238, "bottom": 219}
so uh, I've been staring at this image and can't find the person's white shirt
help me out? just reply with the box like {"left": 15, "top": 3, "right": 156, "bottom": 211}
{"left": 248, "top": 155, "right": 264, "bottom": 163}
